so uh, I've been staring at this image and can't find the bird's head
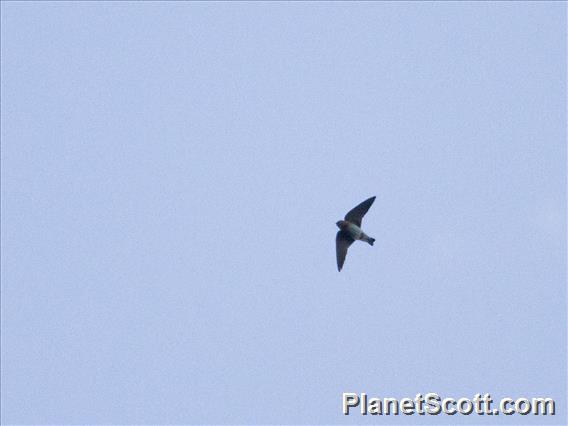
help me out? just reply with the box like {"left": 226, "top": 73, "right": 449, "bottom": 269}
{"left": 336, "top": 220, "right": 346, "bottom": 229}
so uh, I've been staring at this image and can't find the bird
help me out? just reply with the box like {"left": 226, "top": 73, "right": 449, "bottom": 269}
{"left": 335, "top": 196, "right": 376, "bottom": 271}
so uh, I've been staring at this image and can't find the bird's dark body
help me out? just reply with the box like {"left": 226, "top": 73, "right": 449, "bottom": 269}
{"left": 335, "top": 196, "right": 376, "bottom": 271}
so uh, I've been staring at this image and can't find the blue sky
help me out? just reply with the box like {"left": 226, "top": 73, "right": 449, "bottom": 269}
{"left": 1, "top": 2, "right": 566, "bottom": 425}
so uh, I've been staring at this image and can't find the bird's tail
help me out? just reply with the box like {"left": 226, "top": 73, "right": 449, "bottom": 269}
{"left": 367, "top": 237, "right": 375, "bottom": 246}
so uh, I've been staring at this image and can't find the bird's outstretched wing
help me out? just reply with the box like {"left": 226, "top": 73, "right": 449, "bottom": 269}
{"left": 344, "top": 196, "right": 376, "bottom": 227}
{"left": 336, "top": 231, "right": 355, "bottom": 271}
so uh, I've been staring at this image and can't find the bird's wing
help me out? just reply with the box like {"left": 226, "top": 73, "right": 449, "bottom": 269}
{"left": 336, "top": 231, "right": 355, "bottom": 272}
{"left": 344, "top": 196, "right": 376, "bottom": 227}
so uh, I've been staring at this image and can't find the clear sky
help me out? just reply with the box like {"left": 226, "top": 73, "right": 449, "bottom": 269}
{"left": 1, "top": 2, "right": 565, "bottom": 425}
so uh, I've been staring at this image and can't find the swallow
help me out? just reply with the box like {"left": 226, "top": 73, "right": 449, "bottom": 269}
{"left": 336, "top": 196, "right": 376, "bottom": 271}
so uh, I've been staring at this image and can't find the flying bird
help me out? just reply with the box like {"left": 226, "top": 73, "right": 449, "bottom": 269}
{"left": 335, "top": 196, "right": 376, "bottom": 271}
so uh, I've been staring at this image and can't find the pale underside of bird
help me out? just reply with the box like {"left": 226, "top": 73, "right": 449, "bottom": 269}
{"left": 335, "top": 196, "right": 376, "bottom": 271}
